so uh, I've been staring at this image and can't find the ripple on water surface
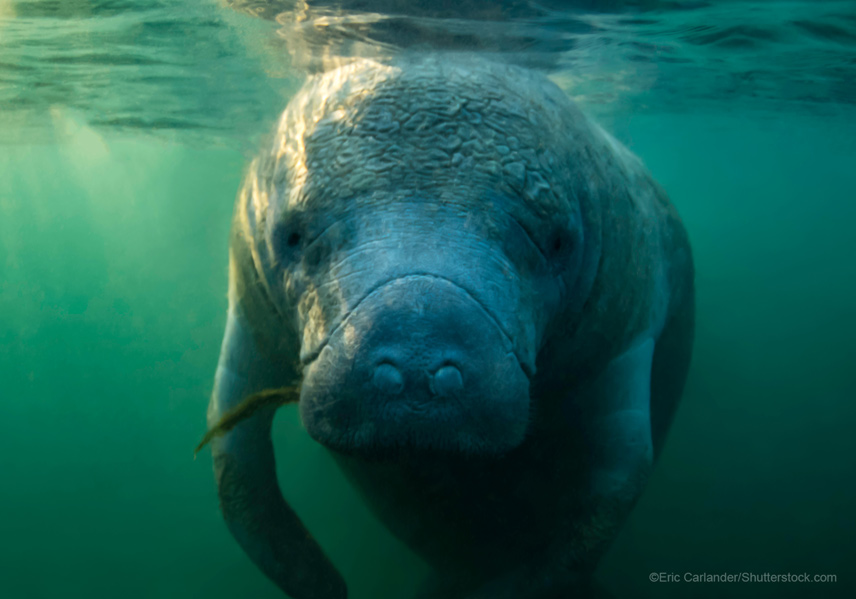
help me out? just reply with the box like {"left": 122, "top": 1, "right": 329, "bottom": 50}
{"left": 1, "top": 0, "right": 855, "bottom": 143}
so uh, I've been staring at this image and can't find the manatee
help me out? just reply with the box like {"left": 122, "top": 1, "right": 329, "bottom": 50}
{"left": 204, "top": 53, "right": 694, "bottom": 599}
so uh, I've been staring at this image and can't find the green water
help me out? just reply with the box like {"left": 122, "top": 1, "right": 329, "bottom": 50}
{"left": 2, "top": 1, "right": 855, "bottom": 598}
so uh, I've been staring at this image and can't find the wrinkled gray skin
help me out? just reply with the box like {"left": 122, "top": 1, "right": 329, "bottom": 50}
{"left": 207, "top": 54, "right": 694, "bottom": 599}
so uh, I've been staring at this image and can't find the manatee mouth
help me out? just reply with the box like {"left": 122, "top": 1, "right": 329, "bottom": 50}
{"left": 297, "top": 275, "right": 533, "bottom": 456}
{"left": 299, "top": 273, "right": 534, "bottom": 380}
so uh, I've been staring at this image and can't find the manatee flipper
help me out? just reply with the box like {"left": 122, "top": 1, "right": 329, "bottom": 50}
{"left": 583, "top": 337, "right": 655, "bottom": 498}
{"left": 196, "top": 387, "right": 299, "bottom": 456}
{"left": 454, "top": 339, "right": 656, "bottom": 599}
{"left": 208, "top": 308, "right": 347, "bottom": 599}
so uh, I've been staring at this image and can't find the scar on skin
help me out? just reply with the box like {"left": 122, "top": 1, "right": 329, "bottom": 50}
{"left": 194, "top": 386, "right": 301, "bottom": 457}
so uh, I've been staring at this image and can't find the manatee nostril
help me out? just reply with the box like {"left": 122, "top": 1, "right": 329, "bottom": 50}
{"left": 431, "top": 365, "right": 464, "bottom": 398}
{"left": 373, "top": 362, "right": 404, "bottom": 395}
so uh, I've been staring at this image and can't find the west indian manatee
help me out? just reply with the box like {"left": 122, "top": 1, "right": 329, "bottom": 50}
{"left": 203, "top": 53, "right": 694, "bottom": 598}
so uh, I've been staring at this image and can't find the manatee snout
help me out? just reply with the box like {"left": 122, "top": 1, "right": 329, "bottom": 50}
{"left": 300, "top": 275, "right": 532, "bottom": 456}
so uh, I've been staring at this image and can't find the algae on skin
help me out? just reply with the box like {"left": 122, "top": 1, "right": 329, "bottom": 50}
{"left": 195, "top": 386, "right": 300, "bottom": 456}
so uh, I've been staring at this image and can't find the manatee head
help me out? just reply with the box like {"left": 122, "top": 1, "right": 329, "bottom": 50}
{"left": 239, "top": 55, "right": 603, "bottom": 457}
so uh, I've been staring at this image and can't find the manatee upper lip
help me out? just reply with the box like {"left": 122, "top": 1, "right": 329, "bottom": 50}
{"left": 299, "top": 273, "right": 534, "bottom": 380}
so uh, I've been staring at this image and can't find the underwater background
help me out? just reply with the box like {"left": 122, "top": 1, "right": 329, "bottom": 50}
{"left": 1, "top": 1, "right": 854, "bottom": 598}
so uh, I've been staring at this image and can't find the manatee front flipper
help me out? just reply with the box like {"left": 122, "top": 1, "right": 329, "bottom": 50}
{"left": 455, "top": 339, "right": 656, "bottom": 599}
{"left": 207, "top": 308, "right": 347, "bottom": 599}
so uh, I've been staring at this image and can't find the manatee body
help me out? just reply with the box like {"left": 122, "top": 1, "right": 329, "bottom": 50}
{"left": 207, "top": 54, "right": 694, "bottom": 598}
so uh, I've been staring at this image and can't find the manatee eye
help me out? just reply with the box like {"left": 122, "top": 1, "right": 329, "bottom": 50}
{"left": 273, "top": 220, "right": 305, "bottom": 260}
{"left": 548, "top": 228, "right": 572, "bottom": 259}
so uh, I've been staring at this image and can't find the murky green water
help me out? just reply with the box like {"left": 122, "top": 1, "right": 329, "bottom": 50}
{"left": 1, "top": 1, "right": 854, "bottom": 598}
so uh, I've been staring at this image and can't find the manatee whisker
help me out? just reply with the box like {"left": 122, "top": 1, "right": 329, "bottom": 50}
{"left": 194, "top": 386, "right": 301, "bottom": 457}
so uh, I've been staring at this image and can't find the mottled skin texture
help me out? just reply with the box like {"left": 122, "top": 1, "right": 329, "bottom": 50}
{"left": 207, "top": 54, "right": 694, "bottom": 598}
